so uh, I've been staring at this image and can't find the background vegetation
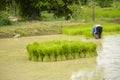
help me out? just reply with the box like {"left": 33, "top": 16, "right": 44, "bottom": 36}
{"left": 0, "top": 11, "right": 12, "bottom": 26}
{"left": 0, "top": 0, "right": 120, "bottom": 38}
{"left": 0, "top": 0, "right": 120, "bottom": 21}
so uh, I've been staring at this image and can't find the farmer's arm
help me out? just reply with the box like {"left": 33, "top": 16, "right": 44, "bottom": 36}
{"left": 92, "top": 27, "right": 95, "bottom": 36}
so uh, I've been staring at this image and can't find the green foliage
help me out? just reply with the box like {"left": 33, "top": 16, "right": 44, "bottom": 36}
{"left": 26, "top": 40, "right": 97, "bottom": 62}
{"left": 68, "top": 3, "right": 81, "bottom": 20}
{"left": 0, "top": 11, "right": 12, "bottom": 26}
{"left": 0, "top": 0, "right": 10, "bottom": 10}
{"left": 96, "top": 0, "right": 113, "bottom": 7}
{"left": 1, "top": 0, "right": 120, "bottom": 21}
{"left": 13, "top": 0, "right": 81, "bottom": 20}
{"left": 14, "top": 0, "right": 41, "bottom": 20}
{"left": 80, "top": 0, "right": 89, "bottom": 5}
{"left": 41, "top": 11, "right": 65, "bottom": 21}
{"left": 112, "top": 1, "right": 120, "bottom": 8}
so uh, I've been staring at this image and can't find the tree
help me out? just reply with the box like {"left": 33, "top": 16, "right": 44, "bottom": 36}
{"left": 0, "top": 0, "right": 9, "bottom": 11}
{"left": 14, "top": 0, "right": 40, "bottom": 20}
{"left": 80, "top": 0, "right": 89, "bottom": 5}
{"left": 48, "top": 0, "right": 81, "bottom": 19}
{"left": 13, "top": 0, "right": 81, "bottom": 20}
{"left": 0, "top": 0, "right": 17, "bottom": 16}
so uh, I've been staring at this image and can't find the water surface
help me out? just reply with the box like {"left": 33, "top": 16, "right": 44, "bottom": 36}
{"left": 71, "top": 34, "right": 120, "bottom": 80}
{"left": 0, "top": 34, "right": 119, "bottom": 80}
{"left": 0, "top": 35, "right": 96, "bottom": 80}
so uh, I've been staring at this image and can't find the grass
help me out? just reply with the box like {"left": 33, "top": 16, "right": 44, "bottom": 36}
{"left": 0, "top": 21, "right": 120, "bottom": 39}
{"left": 0, "top": 21, "right": 82, "bottom": 38}
{"left": 62, "top": 22, "right": 120, "bottom": 38}
{"left": 80, "top": 6, "right": 120, "bottom": 22}
{"left": 95, "top": 7, "right": 120, "bottom": 20}
{"left": 26, "top": 40, "right": 97, "bottom": 62}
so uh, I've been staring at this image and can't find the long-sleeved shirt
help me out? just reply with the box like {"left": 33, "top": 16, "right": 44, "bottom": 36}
{"left": 92, "top": 24, "right": 102, "bottom": 36}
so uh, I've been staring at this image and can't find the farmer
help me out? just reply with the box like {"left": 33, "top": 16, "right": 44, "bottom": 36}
{"left": 92, "top": 24, "right": 103, "bottom": 39}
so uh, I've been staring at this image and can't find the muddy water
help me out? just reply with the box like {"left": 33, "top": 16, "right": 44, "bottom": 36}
{"left": 71, "top": 34, "right": 120, "bottom": 80}
{"left": 0, "top": 34, "right": 119, "bottom": 80}
{"left": 0, "top": 35, "right": 96, "bottom": 80}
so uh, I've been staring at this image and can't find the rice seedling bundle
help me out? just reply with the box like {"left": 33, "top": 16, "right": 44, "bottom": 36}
{"left": 26, "top": 40, "right": 97, "bottom": 62}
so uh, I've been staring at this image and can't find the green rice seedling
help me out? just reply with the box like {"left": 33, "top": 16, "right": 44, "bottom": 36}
{"left": 62, "top": 24, "right": 93, "bottom": 38}
{"left": 84, "top": 43, "right": 97, "bottom": 57}
{"left": 26, "top": 40, "right": 97, "bottom": 62}
{"left": 27, "top": 42, "right": 41, "bottom": 61}
{"left": 49, "top": 48, "right": 56, "bottom": 61}
{"left": 42, "top": 48, "right": 50, "bottom": 62}
{"left": 58, "top": 46, "right": 64, "bottom": 61}
{"left": 37, "top": 48, "right": 45, "bottom": 62}
{"left": 62, "top": 22, "right": 120, "bottom": 38}
{"left": 33, "top": 49, "right": 39, "bottom": 61}
{"left": 26, "top": 44, "right": 33, "bottom": 60}
{"left": 62, "top": 43, "right": 69, "bottom": 60}
{"left": 102, "top": 23, "right": 120, "bottom": 35}
{"left": 63, "top": 41, "right": 73, "bottom": 60}
{"left": 32, "top": 42, "right": 39, "bottom": 61}
{"left": 77, "top": 45, "right": 83, "bottom": 58}
{"left": 52, "top": 47, "right": 58, "bottom": 61}
{"left": 70, "top": 42, "right": 80, "bottom": 59}
{"left": 55, "top": 46, "right": 64, "bottom": 61}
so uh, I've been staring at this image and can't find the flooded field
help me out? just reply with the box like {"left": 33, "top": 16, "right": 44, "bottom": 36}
{"left": 0, "top": 35, "right": 96, "bottom": 80}
{"left": 97, "top": 34, "right": 120, "bottom": 80}
{"left": 71, "top": 34, "right": 120, "bottom": 80}
{"left": 0, "top": 34, "right": 120, "bottom": 80}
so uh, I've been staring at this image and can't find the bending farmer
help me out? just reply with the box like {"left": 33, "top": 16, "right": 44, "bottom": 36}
{"left": 92, "top": 24, "right": 103, "bottom": 39}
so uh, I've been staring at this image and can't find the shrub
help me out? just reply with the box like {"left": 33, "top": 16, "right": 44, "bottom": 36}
{"left": 26, "top": 40, "right": 97, "bottom": 62}
{"left": 0, "top": 11, "right": 12, "bottom": 26}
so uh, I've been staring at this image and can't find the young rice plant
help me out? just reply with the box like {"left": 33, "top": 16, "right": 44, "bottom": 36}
{"left": 26, "top": 40, "right": 97, "bottom": 62}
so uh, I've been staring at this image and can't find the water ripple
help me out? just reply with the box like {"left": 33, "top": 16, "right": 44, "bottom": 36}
{"left": 71, "top": 34, "right": 120, "bottom": 80}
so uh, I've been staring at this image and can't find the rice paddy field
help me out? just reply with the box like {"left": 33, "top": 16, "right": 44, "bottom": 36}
{"left": 62, "top": 22, "right": 120, "bottom": 38}
{"left": 0, "top": 21, "right": 120, "bottom": 80}
{"left": 0, "top": 4, "right": 120, "bottom": 80}
{"left": 0, "top": 6, "right": 120, "bottom": 80}
{"left": 0, "top": 21, "right": 120, "bottom": 39}
{"left": 0, "top": 35, "right": 97, "bottom": 80}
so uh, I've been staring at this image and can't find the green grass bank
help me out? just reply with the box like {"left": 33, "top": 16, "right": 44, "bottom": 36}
{"left": 0, "top": 21, "right": 82, "bottom": 39}
{"left": 0, "top": 21, "right": 120, "bottom": 39}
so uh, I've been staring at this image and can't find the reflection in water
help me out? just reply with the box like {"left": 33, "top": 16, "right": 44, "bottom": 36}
{"left": 97, "top": 35, "right": 120, "bottom": 80}
{"left": 71, "top": 35, "right": 120, "bottom": 80}
{"left": 94, "top": 39, "right": 103, "bottom": 52}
